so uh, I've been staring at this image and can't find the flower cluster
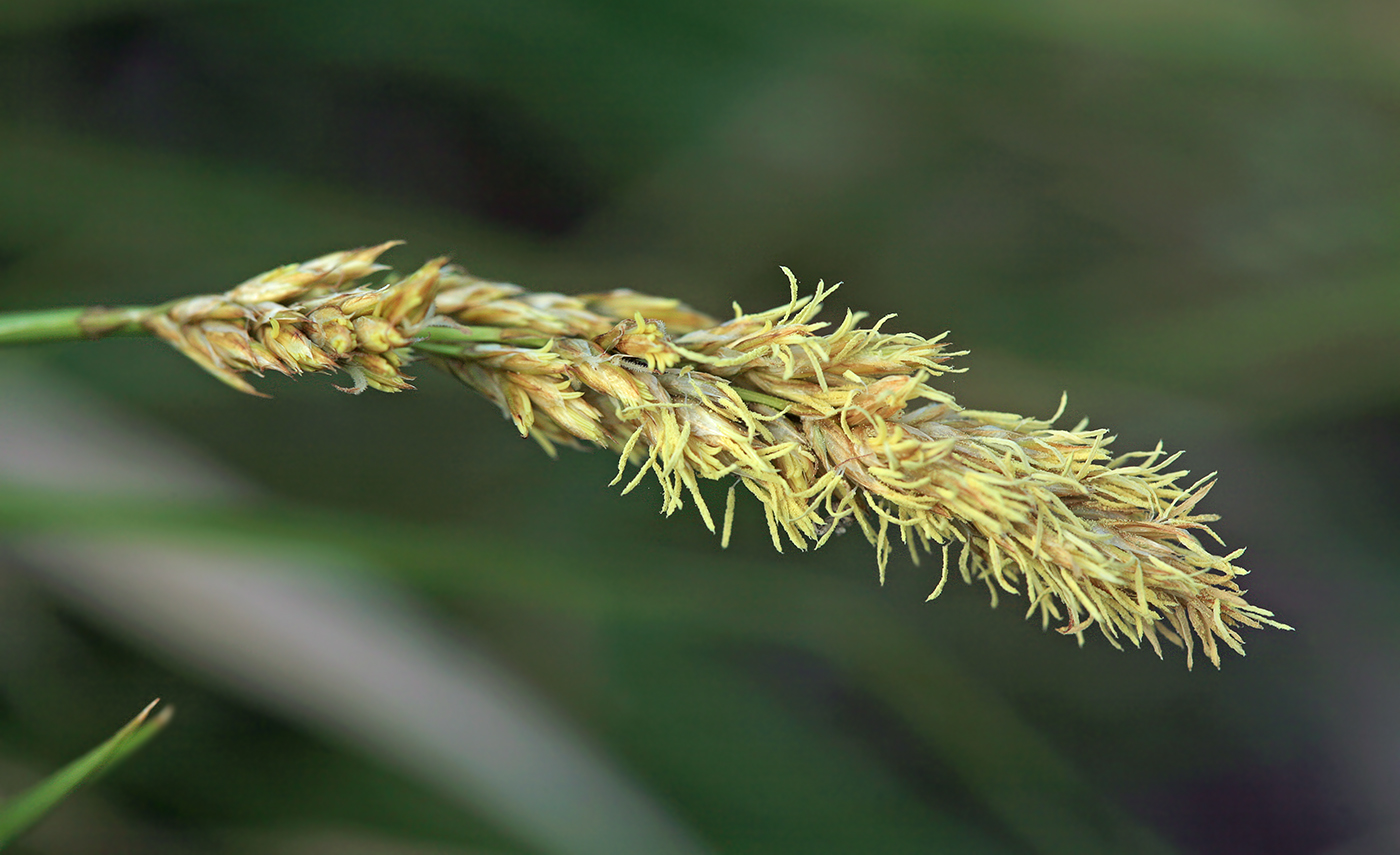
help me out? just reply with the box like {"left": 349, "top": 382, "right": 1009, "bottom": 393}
{"left": 142, "top": 242, "right": 441, "bottom": 395}
{"left": 430, "top": 267, "right": 1288, "bottom": 667}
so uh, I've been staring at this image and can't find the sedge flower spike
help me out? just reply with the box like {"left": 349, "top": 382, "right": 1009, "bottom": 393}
{"left": 136, "top": 245, "right": 1290, "bottom": 667}
{"left": 141, "top": 241, "right": 443, "bottom": 395}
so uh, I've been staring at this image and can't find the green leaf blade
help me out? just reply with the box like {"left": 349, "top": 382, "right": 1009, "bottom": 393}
{"left": 0, "top": 700, "right": 172, "bottom": 849}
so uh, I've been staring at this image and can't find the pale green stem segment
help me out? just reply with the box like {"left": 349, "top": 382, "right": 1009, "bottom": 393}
{"left": 417, "top": 324, "right": 550, "bottom": 349}
{"left": 0, "top": 700, "right": 172, "bottom": 848}
{"left": 731, "top": 387, "right": 791, "bottom": 410}
{"left": 0, "top": 306, "right": 152, "bottom": 345}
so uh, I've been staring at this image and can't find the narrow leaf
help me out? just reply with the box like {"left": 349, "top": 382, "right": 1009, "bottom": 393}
{"left": 0, "top": 700, "right": 172, "bottom": 848}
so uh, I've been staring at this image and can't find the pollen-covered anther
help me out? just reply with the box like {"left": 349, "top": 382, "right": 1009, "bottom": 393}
{"left": 434, "top": 264, "right": 1287, "bottom": 667}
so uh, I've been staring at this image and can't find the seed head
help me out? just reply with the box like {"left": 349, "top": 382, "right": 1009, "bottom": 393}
{"left": 141, "top": 244, "right": 1289, "bottom": 666}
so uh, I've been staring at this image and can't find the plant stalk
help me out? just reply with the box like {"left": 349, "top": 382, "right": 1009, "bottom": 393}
{"left": 0, "top": 306, "right": 153, "bottom": 346}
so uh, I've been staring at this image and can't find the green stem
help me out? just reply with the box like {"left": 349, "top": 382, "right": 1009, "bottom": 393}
{"left": 0, "top": 306, "right": 152, "bottom": 346}
{"left": 419, "top": 324, "right": 550, "bottom": 348}
{"left": 732, "top": 387, "right": 792, "bottom": 410}
{"left": 415, "top": 324, "right": 552, "bottom": 358}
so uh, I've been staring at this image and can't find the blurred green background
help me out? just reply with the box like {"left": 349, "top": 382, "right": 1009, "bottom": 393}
{"left": 1, "top": 1, "right": 1397, "bottom": 853}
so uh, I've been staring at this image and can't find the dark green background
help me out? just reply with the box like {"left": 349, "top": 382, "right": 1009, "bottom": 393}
{"left": 2, "top": 2, "right": 1397, "bottom": 853}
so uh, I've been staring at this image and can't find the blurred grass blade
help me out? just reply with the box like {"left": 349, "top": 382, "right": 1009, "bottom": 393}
{"left": 15, "top": 537, "right": 712, "bottom": 855}
{"left": 0, "top": 700, "right": 172, "bottom": 849}
{"left": 0, "top": 362, "right": 712, "bottom": 855}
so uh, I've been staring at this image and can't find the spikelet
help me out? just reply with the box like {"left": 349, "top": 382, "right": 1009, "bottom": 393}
{"left": 431, "top": 264, "right": 1290, "bottom": 667}
{"left": 143, "top": 243, "right": 443, "bottom": 395}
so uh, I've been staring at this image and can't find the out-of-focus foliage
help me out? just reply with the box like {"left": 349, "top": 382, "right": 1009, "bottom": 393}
{"left": 1, "top": 1, "right": 1397, "bottom": 854}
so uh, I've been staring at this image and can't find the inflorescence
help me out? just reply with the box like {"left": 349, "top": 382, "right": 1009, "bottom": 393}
{"left": 123, "top": 243, "right": 1290, "bottom": 667}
